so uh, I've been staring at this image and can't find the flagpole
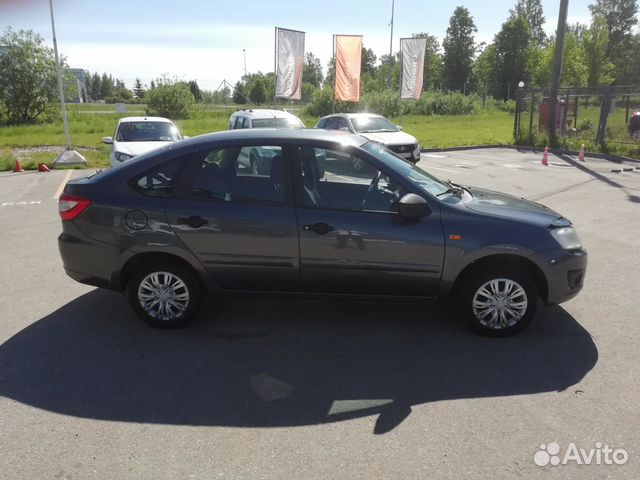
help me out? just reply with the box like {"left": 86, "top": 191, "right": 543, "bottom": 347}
{"left": 399, "top": 38, "right": 403, "bottom": 127}
{"left": 332, "top": 34, "right": 336, "bottom": 114}
{"left": 49, "top": 0, "right": 86, "bottom": 166}
{"left": 274, "top": 27, "right": 277, "bottom": 108}
{"left": 387, "top": 0, "right": 395, "bottom": 88}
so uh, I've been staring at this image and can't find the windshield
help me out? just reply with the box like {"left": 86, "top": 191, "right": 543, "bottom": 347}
{"left": 252, "top": 117, "right": 305, "bottom": 128}
{"left": 352, "top": 116, "right": 398, "bottom": 133}
{"left": 362, "top": 142, "right": 450, "bottom": 197}
{"left": 116, "top": 122, "right": 181, "bottom": 142}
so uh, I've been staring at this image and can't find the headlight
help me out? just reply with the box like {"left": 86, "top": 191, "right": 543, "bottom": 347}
{"left": 413, "top": 143, "right": 421, "bottom": 159}
{"left": 115, "top": 152, "right": 133, "bottom": 162}
{"left": 550, "top": 227, "right": 582, "bottom": 250}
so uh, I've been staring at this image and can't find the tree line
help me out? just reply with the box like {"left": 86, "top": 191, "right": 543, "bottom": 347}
{"left": 0, "top": 0, "right": 638, "bottom": 124}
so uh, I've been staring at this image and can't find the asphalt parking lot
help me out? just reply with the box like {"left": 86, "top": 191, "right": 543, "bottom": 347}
{"left": 1, "top": 148, "right": 639, "bottom": 479}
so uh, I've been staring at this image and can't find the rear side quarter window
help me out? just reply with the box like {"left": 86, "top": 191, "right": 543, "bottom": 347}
{"left": 131, "top": 161, "right": 182, "bottom": 197}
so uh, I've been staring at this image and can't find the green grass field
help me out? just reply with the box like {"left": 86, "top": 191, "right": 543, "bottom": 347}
{"left": 1, "top": 102, "right": 637, "bottom": 171}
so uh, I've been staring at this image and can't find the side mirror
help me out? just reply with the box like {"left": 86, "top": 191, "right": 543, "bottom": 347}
{"left": 393, "top": 193, "right": 431, "bottom": 219}
{"left": 102, "top": 136, "right": 113, "bottom": 144}
{"left": 396, "top": 125, "right": 403, "bottom": 131}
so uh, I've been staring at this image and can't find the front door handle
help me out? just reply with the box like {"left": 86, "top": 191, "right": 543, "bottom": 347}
{"left": 177, "top": 215, "right": 208, "bottom": 228}
{"left": 303, "top": 222, "right": 334, "bottom": 235}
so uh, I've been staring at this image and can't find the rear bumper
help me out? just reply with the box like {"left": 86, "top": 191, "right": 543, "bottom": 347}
{"left": 532, "top": 248, "right": 588, "bottom": 305}
{"left": 58, "top": 223, "right": 121, "bottom": 291}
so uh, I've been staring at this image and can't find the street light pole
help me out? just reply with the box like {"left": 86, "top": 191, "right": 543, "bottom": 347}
{"left": 49, "top": 0, "right": 86, "bottom": 166}
{"left": 548, "top": 0, "right": 569, "bottom": 147}
{"left": 387, "top": 0, "right": 395, "bottom": 88}
{"left": 243, "top": 49, "right": 247, "bottom": 79}
{"left": 49, "top": 0, "right": 70, "bottom": 149}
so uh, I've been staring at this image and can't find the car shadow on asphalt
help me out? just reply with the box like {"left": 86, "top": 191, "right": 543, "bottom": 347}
{"left": 0, "top": 289, "right": 598, "bottom": 434}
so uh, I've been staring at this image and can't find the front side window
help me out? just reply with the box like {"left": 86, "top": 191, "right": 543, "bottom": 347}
{"left": 190, "top": 146, "right": 285, "bottom": 205}
{"left": 298, "top": 146, "right": 406, "bottom": 212}
{"left": 362, "top": 142, "right": 449, "bottom": 197}
{"left": 116, "top": 122, "right": 180, "bottom": 142}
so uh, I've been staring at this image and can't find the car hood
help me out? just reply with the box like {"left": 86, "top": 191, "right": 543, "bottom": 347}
{"left": 463, "top": 187, "right": 570, "bottom": 227}
{"left": 114, "top": 141, "right": 175, "bottom": 157}
{"left": 358, "top": 130, "right": 417, "bottom": 146}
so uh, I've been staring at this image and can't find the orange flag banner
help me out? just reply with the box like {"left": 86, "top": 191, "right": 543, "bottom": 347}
{"left": 334, "top": 35, "right": 362, "bottom": 102}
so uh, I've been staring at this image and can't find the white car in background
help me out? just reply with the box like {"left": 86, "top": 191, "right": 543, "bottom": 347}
{"left": 103, "top": 116, "right": 182, "bottom": 167}
{"left": 315, "top": 113, "right": 421, "bottom": 171}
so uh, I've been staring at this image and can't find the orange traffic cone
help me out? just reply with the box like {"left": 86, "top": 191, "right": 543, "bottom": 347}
{"left": 37, "top": 163, "right": 50, "bottom": 172}
{"left": 578, "top": 144, "right": 585, "bottom": 162}
{"left": 541, "top": 147, "right": 549, "bottom": 166}
{"left": 13, "top": 159, "right": 24, "bottom": 172}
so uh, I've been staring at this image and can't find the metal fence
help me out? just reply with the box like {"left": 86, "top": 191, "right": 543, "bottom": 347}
{"left": 513, "top": 86, "right": 640, "bottom": 147}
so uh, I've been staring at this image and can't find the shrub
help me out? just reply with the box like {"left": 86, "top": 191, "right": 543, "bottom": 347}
{"left": 145, "top": 83, "right": 195, "bottom": 119}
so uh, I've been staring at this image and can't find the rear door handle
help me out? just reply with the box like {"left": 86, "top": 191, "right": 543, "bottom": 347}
{"left": 303, "top": 222, "right": 334, "bottom": 235}
{"left": 177, "top": 215, "right": 208, "bottom": 228}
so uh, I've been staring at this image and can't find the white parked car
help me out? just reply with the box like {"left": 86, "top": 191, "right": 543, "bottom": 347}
{"left": 102, "top": 116, "right": 182, "bottom": 167}
{"left": 315, "top": 113, "right": 421, "bottom": 172}
{"left": 228, "top": 109, "right": 311, "bottom": 175}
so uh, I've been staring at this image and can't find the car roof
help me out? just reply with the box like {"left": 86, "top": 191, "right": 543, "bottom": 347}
{"left": 177, "top": 128, "right": 368, "bottom": 148}
{"left": 231, "top": 109, "right": 300, "bottom": 120}
{"left": 322, "top": 113, "right": 384, "bottom": 120}
{"left": 118, "top": 116, "right": 174, "bottom": 123}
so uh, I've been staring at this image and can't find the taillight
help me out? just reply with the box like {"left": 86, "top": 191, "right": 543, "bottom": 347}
{"left": 58, "top": 193, "right": 92, "bottom": 221}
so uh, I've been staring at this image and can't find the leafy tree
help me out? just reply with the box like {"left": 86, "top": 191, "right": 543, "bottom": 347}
{"left": 302, "top": 52, "right": 323, "bottom": 87}
{"left": 361, "top": 47, "right": 377, "bottom": 77}
{"left": 494, "top": 16, "right": 535, "bottom": 99}
{"left": 100, "top": 73, "right": 113, "bottom": 99}
{"left": 133, "top": 78, "right": 145, "bottom": 99}
{"left": 145, "top": 82, "right": 195, "bottom": 119}
{"left": 0, "top": 28, "right": 59, "bottom": 124}
{"left": 472, "top": 43, "right": 499, "bottom": 95}
{"left": 589, "top": 0, "right": 639, "bottom": 83}
{"left": 149, "top": 79, "right": 156, "bottom": 90}
{"left": 561, "top": 32, "right": 588, "bottom": 86}
{"left": 509, "top": 0, "right": 547, "bottom": 45}
{"left": 582, "top": 16, "right": 615, "bottom": 86}
{"left": 249, "top": 77, "right": 267, "bottom": 104}
{"left": 232, "top": 81, "right": 247, "bottom": 104}
{"left": 442, "top": 6, "right": 477, "bottom": 92}
{"left": 188, "top": 80, "right": 202, "bottom": 102}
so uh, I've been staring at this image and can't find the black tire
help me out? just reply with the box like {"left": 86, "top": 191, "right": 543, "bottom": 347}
{"left": 457, "top": 267, "right": 537, "bottom": 336}
{"left": 126, "top": 261, "right": 202, "bottom": 329}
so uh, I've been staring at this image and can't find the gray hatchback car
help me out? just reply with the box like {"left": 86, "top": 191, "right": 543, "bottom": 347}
{"left": 58, "top": 129, "right": 587, "bottom": 335}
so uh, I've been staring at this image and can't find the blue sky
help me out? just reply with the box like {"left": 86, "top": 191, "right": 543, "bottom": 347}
{"left": 1, "top": 0, "right": 593, "bottom": 90}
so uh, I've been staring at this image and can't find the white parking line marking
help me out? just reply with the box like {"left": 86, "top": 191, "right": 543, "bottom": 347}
{"left": 53, "top": 170, "right": 73, "bottom": 200}
{"left": 422, "top": 153, "right": 446, "bottom": 158}
{"left": 1, "top": 201, "right": 43, "bottom": 207}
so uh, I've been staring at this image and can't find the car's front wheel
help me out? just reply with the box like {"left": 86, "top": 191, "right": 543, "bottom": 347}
{"left": 458, "top": 267, "right": 537, "bottom": 336}
{"left": 127, "top": 262, "right": 202, "bottom": 328}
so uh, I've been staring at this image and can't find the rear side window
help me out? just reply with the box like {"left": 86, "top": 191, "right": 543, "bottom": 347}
{"left": 132, "top": 160, "right": 182, "bottom": 197}
{"left": 190, "top": 146, "right": 285, "bottom": 205}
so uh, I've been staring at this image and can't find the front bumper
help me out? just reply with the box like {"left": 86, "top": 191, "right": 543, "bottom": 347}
{"left": 532, "top": 248, "right": 588, "bottom": 305}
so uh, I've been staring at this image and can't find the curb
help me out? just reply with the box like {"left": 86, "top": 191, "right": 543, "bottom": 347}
{"left": 420, "top": 144, "right": 640, "bottom": 165}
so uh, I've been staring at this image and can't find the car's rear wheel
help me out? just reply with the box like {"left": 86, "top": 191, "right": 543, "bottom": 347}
{"left": 457, "top": 267, "right": 537, "bottom": 336}
{"left": 126, "top": 262, "right": 202, "bottom": 328}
